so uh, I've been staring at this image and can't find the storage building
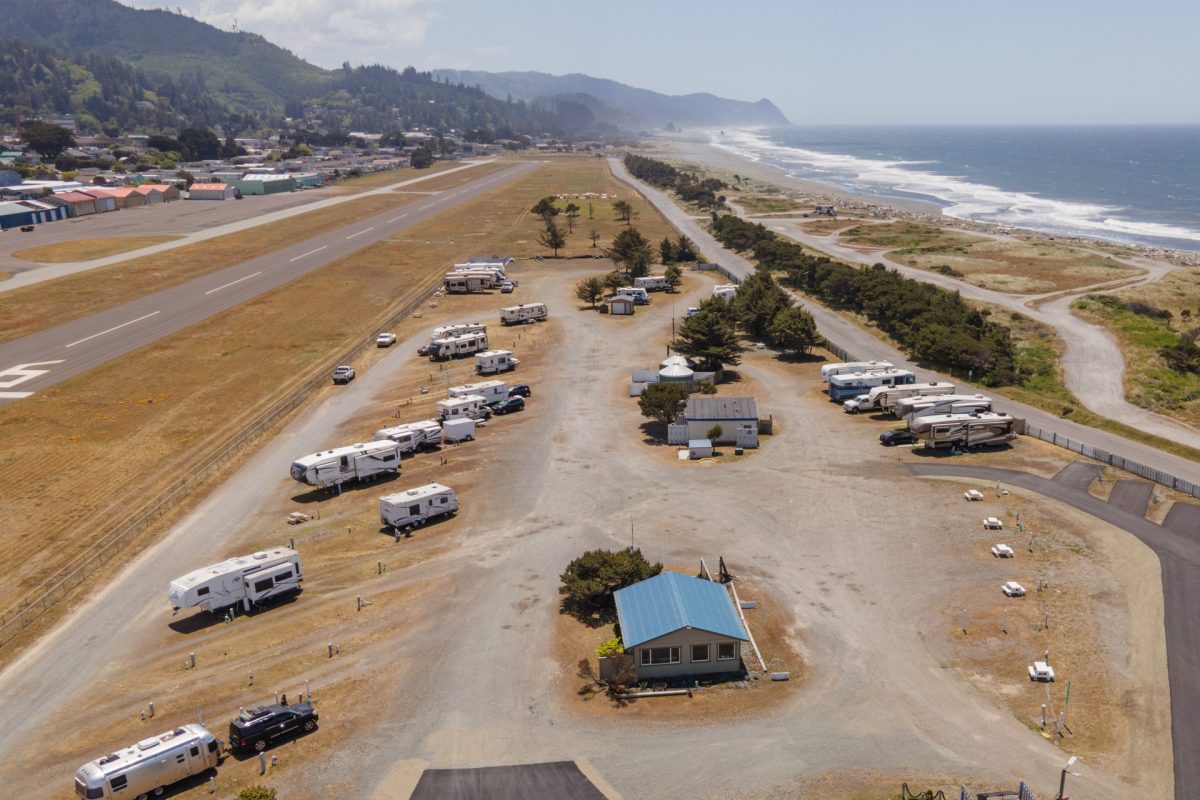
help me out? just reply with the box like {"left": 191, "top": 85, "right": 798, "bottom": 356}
{"left": 683, "top": 396, "right": 759, "bottom": 446}
{"left": 88, "top": 187, "right": 146, "bottom": 210}
{"left": 188, "top": 183, "right": 237, "bottom": 200}
{"left": 609, "top": 296, "right": 635, "bottom": 316}
{"left": 229, "top": 175, "right": 295, "bottom": 195}
{"left": 47, "top": 190, "right": 102, "bottom": 217}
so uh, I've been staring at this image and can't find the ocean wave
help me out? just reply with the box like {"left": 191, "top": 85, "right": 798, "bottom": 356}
{"left": 712, "top": 129, "right": 1200, "bottom": 247}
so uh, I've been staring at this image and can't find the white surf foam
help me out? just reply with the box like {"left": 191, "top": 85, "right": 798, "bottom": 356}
{"left": 712, "top": 129, "right": 1200, "bottom": 247}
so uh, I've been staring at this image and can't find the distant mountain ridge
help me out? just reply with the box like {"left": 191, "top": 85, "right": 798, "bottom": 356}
{"left": 432, "top": 69, "right": 790, "bottom": 130}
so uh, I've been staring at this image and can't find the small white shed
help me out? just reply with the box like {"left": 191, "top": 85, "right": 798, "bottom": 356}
{"left": 688, "top": 439, "right": 713, "bottom": 459}
{"left": 610, "top": 296, "right": 636, "bottom": 315}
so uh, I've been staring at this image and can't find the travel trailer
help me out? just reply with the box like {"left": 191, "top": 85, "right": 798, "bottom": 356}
{"left": 432, "top": 322, "right": 486, "bottom": 340}
{"left": 443, "top": 272, "right": 498, "bottom": 293}
{"left": 820, "top": 361, "right": 895, "bottom": 381}
{"left": 168, "top": 547, "right": 302, "bottom": 614}
{"left": 827, "top": 369, "right": 916, "bottom": 401}
{"left": 634, "top": 275, "right": 670, "bottom": 292}
{"left": 428, "top": 332, "right": 489, "bottom": 360}
{"left": 712, "top": 283, "right": 738, "bottom": 300}
{"left": 75, "top": 724, "right": 220, "bottom": 800}
{"left": 449, "top": 380, "right": 508, "bottom": 406}
{"left": 289, "top": 440, "right": 401, "bottom": 488}
{"left": 475, "top": 349, "right": 520, "bottom": 375}
{"left": 441, "top": 417, "right": 476, "bottom": 443}
{"left": 437, "top": 394, "right": 492, "bottom": 421}
{"left": 373, "top": 419, "right": 443, "bottom": 453}
{"left": 500, "top": 303, "right": 548, "bottom": 325}
{"left": 867, "top": 382, "right": 957, "bottom": 414}
{"left": 379, "top": 483, "right": 459, "bottom": 530}
{"left": 894, "top": 394, "right": 993, "bottom": 420}
{"left": 909, "top": 412, "right": 1018, "bottom": 449}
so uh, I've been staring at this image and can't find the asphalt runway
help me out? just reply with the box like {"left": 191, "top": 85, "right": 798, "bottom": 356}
{"left": 410, "top": 762, "right": 608, "bottom": 800}
{"left": 0, "top": 161, "right": 539, "bottom": 405}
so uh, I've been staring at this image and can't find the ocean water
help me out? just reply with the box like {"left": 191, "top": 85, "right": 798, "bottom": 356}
{"left": 711, "top": 125, "right": 1200, "bottom": 251}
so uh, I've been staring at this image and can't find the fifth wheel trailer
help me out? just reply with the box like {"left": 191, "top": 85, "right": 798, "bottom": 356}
{"left": 432, "top": 322, "right": 487, "bottom": 340}
{"left": 75, "top": 724, "right": 220, "bottom": 800}
{"left": 910, "top": 412, "right": 1018, "bottom": 449}
{"left": 429, "top": 332, "right": 490, "bottom": 360}
{"left": 449, "top": 380, "right": 508, "bottom": 406}
{"left": 379, "top": 483, "right": 459, "bottom": 530}
{"left": 867, "top": 382, "right": 957, "bottom": 414}
{"left": 289, "top": 440, "right": 401, "bottom": 488}
{"left": 169, "top": 547, "right": 302, "bottom": 614}
{"left": 373, "top": 419, "right": 443, "bottom": 453}
{"left": 894, "top": 393, "right": 993, "bottom": 420}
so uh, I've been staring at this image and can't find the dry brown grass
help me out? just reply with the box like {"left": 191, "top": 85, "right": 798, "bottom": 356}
{"left": 12, "top": 236, "right": 182, "bottom": 263}
{"left": 0, "top": 161, "right": 513, "bottom": 345}
{"left": 731, "top": 192, "right": 810, "bottom": 215}
{"left": 323, "top": 159, "right": 472, "bottom": 195}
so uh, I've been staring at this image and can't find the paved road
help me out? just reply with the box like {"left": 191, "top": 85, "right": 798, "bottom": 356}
{"left": 0, "top": 161, "right": 539, "bottom": 405}
{"left": 410, "top": 762, "right": 608, "bottom": 800}
{"left": 906, "top": 462, "right": 1200, "bottom": 800}
{"left": 607, "top": 157, "right": 1200, "bottom": 487}
{"left": 0, "top": 160, "right": 497, "bottom": 291}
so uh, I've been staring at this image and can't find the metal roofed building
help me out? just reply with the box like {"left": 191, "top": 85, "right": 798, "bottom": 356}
{"left": 614, "top": 571, "right": 747, "bottom": 680}
{"left": 683, "top": 396, "right": 759, "bottom": 445}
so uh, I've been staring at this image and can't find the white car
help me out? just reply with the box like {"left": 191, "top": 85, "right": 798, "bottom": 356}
{"left": 376, "top": 332, "right": 397, "bottom": 347}
{"left": 842, "top": 394, "right": 873, "bottom": 414}
{"left": 332, "top": 365, "right": 356, "bottom": 385}
{"left": 684, "top": 307, "right": 700, "bottom": 319}
{"left": 1001, "top": 581, "right": 1026, "bottom": 597}
{"left": 499, "top": 281, "right": 515, "bottom": 294}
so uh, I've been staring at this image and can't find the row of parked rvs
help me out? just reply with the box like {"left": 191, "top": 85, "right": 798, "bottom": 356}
{"left": 822, "top": 360, "right": 1018, "bottom": 449}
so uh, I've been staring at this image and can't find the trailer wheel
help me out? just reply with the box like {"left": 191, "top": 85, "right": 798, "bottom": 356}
{"left": 154, "top": 788, "right": 165, "bottom": 797}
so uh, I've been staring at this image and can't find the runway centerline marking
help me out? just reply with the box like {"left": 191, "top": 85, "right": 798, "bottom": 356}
{"left": 387, "top": 213, "right": 409, "bottom": 223}
{"left": 288, "top": 245, "right": 327, "bottom": 262}
{"left": 65, "top": 311, "right": 161, "bottom": 348}
{"left": 204, "top": 271, "right": 262, "bottom": 295}
{"left": 346, "top": 226, "right": 374, "bottom": 240}
{"left": 418, "top": 203, "right": 437, "bottom": 211}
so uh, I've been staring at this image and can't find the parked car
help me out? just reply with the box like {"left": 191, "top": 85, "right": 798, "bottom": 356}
{"left": 1001, "top": 581, "right": 1026, "bottom": 597}
{"left": 492, "top": 396, "right": 525, "bottom": 415}
{"left": 20, "top": 225, "right": 35, "bottom": 232}
{"left": 228, "top": 703, "right": 318, "bottom": 753}
{"left": 499, "top": 281, "right": 515, "bottom": 294}
{"left": 332, "top": 365, "right": 356, "bottom": 384}
{"left": 842, "top": 394, "right": 873, "bottom": 414}
{"left": 684, "top": 307, "right": 700, "bottom": 319}
{"left": 508, "top": 384, "right": 531, "bottom": 398}
{"left": 376, "top": 332, "right": 396, "bottom": 347}
{"left": 417, "top": 343, "right": 433, "bottom": 357}
{"left": 879, "top": 428, "right": 915, "bottom": 446}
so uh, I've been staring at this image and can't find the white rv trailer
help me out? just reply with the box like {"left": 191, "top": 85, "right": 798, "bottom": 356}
{"left": 712, "top": 283, "right": 738, "bottom": 300}
{"left": 828, "top": 369, "right": 916, "bottom": 400}
{"left": 500, "top": 302, "right": 548, "bottom": 325}
{"left": 443, "top": 272, "right": 498, "bottom": 293}
{"left": 437, "top": 394, "right": 492, "bottom": 421}
{"left": 289, "top": 440, "right": 401, "bottom": 488}
{"left": 475, "top": 349, "right": 519, "bottom": 375}
{"left": 894, "top": 393, "right": 993, "bottom": 420}
{"left": 429, "top": 332, "right": 489, "bottom": 360}
{"left": 453, "top": 262, "right": 508, "bottom": 279}
{"left": 449, "top": 380, "right": 508, "bottom": 406}
{"left": 441, "top": 417, "right": 476, "bottom": 443}
{"left": 867, "top": 381, "right": 957, "bottom": 413}
{"left": 432, "top": 322, "right": 486, "bottom": 340}
{"left": 75, "top": 724, "right": 220, "bottom": 800}
{"left": 910, "top": 412, "right": 1018, "bottom": 449}
{"left": 820, "top": 361, "right": 895, "bottom": 381}
{"left": 634, "top": 275, "right": 670, "bottom": 292}
{"left": 379, "top": 483, "right": 459, "bottom": 530}
{"left": 373, "top": 419, "right": 443, "bottom": 453}
{"left": 169, "top": 547, "right": 302, "bottom": 614}
{"left": 616, "top": 286, "right": 651, "bottom": 304}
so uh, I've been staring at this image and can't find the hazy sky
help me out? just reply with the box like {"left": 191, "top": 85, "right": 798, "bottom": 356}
{"left": 121, "top": 0, "right": 1200, "bottom": 124}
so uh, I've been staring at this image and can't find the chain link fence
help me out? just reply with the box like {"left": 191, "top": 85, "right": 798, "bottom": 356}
{"left": 0, "top": 281, "right": 444, "bottom": 650}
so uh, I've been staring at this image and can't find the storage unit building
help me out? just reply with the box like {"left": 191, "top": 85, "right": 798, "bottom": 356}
{"left": 613, "top": 572, "right": 748, "bottom": 681}
{"left": 188, "top": 183, "right": 237, "bottom": 200}
{"left": 609, "top": 296, "right": 635, "bottom": 316}
{"left": 47, "top": 190, "right": 102, "bottom": 217}
{"left": 683, "top": 396, "right": 759, "bottom": 446}
{"left": 229, "top": 175, "right": 296, "bottom": 195}
{"left": 0, "top": 199, "right": 66, "bottom": 228}
{"left": 89, "top": 187, "right": 146, "bottom": 210}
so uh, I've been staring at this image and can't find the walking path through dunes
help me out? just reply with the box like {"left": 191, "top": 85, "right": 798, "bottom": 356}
{"left": 609, "top": 157, "right": 1200, "bottom": 484}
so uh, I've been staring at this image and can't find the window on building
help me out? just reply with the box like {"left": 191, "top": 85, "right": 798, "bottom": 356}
{"left": 640, "top": 647, "right": 680, "bottom": 666}
{"left": 717, "top": 642, "right": 737, "bottom": 661}
{"left": 691, "top": 644, "right": 710, "bottom": 663}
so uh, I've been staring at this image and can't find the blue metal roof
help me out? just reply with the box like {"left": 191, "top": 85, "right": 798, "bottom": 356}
{"left": 614, "top": 572, "right": 748, "bottom": 648}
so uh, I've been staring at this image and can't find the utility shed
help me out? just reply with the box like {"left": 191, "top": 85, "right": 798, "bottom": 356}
{"left": 684, "top": 396, "right": 758, "bottom": 445}
{"left": 614, "top": 572, "right": 747, "bottom": 680}
{"left": 609, "top": 296, "right": 635, "bottom": 316}
{"left": 229, "top": 174, "right": 296, "bottom": 195}
{"left": 188, "top": 183, "right": 236, "bottom": 200}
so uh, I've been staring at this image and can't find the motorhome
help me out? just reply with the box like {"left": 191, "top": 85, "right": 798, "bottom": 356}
{"left": 475, "top": 349, "right": 520, "bottom": 375}
{"left": 379, "top": 483, "right": 459, "bottom": 530}
{"left": 428, "top": 332, "right": 489, "bottom": 360}
{"left": 894, "top": 394, "right": 993, "bottom": 420}
{"left": 373, "top": 419, "right": 443, "bottom": 453}
{"left": 437, "top": 394, "right": 492, "bottom": 421}
{"left": 432, "top": 322, "right": 486, "bottom": 340}
{"left": 828, "top": 369, "right": 916, "bottom": 401}
{"left": 449, "top": 380, "right": 508, "bottom": 406}
{"left": 289, "top": 440, "right": 401, "bottom": 488}
{"left": 500, "top": 302, "right": 548, "bottom": 325}
{"left": 443, "top": 272, "right": 496, "bottom": 294}
{"left": 616, "top": 287, "right": 650, "bottom": 304}
{"left": 634, "top": 275, "right": 671, "bottom": 292}
{"left": 910, "top": 412, "right": 1018, "bottom": 449}
{"left": 867, "top": 382, "right": 957, "bottom": 414}
{"left": 75, "top": 724, "right": 220, "bottom": 800}
{"left": 820, "top": 361, "right": 895, "bottom": 381}
{"left": 712, "top": 283, "right": 738, "bottom": 300}
{"left": 169, "top": 547, "right": 302, "bottom": 614}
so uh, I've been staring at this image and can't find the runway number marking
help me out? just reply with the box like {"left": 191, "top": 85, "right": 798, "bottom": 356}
{"left": 0, "top": 360, "right": 66, "bottom": 398}
{"left": 205, "top": 271, "right": 262, "bottom": 295}
{"left": 65, "top": 311, "right": 161, "bottom": 348}
{"left": 288, "top": 245, "right": 327, "bottom": 263}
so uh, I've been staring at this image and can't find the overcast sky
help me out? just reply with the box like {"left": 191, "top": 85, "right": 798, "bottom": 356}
{"left": 121, "top": 0, "right": 1200, "bottom": 124}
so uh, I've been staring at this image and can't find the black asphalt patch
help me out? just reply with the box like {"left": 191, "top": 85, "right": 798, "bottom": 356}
{"left": 1108, "top": 479, "right": 1153, "bottom": 518}
{"left": 1052, "top": 461, "right": 1102, "bottom": 491}
{"left": 1163, "top": 502, "right": 1200, "bottom": 536}
{"left": 410, "top": 762, "right": 608, "bottom": 800}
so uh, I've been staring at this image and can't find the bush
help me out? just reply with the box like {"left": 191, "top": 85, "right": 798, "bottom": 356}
{"left": 237, "top": 787, "right": 277, "bottom": 800}
{"left": 706, "top": 424, "right": 723, "bottom": 441}
{"left": 596, "top": 637, "right": 625, "bottom": 657}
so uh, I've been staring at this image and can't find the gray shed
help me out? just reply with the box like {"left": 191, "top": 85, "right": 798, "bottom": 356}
{"left": 684, "top": 396, "right": 758, "bottom": 444}
{"left": 609, "top": 296, "right": 635, "bottom": 315}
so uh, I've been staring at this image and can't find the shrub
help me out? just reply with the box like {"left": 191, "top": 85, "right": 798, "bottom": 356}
{"left": 237, "top": 787, "right": 277, "bottom": 800}
{"left": 596, "top": 637, "right": 625, "bottom": 657}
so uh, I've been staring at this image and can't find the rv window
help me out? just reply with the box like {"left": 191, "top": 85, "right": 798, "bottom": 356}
{"left": 190, "top": 745, "right": 200, "bottom": 757}
{"left": 382, "top": 453, "right": 396, "bottom": 462}
{"left": 196, "top": 586, "right": 210, "bottom": 597}
{"left": 439, "top": 497, "right": 447, "bottom": 504}
{"left": 85, "top": 786, "right": 105, "bottom": 799}
{"left": 254, "top": 578, "right": 274, "bottom": 593}
{"left": 208, "top": 740, "right": 218, "bottom": 753}
{"left": 339, "top": 456, "right": 350, "bottom": 471}
{"left": 277, "top": 570, "right": 292, "bottom": 580}
{"left": 110, "top": 774, "right": 128, "bottom": 791}
{"left": 409, "top": 505, "right": 420, "bottom": 515}
{"left": 176, "top": 753, "right": 186, "bottom": 763}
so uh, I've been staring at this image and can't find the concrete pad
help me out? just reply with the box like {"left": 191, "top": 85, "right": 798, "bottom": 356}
{"left": 1053, "top": 461, "right": 1102, "bottom": 491}
{"left": 410, "top": 762, "right": 608, "bottom": 800}
{"left": 1163, "top": 502, "right": 1200, "bottom": 537}
{"left": 1109, "top": 480, "right": 1154, "bottom": 518}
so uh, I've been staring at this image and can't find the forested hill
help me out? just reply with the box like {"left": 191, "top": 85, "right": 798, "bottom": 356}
{"left": 432, "top": 69, "right": 791, "bottom": 130}
{"left": 0, "top": 0, "right": 589, "bottom": 137}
